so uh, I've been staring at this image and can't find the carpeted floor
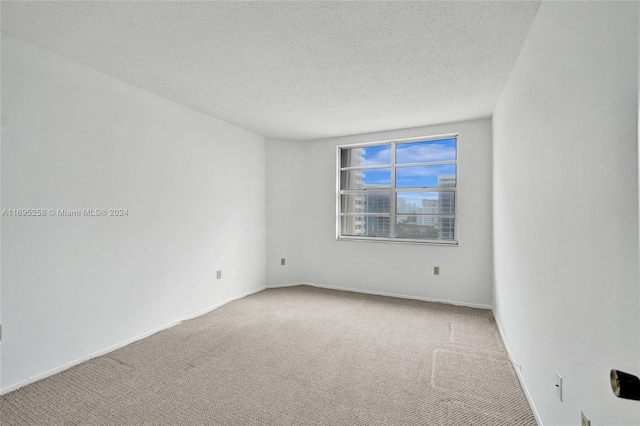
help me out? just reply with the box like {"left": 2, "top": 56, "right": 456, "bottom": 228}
{"left": 1, "top": 285, "right": 537, "bottom": 425}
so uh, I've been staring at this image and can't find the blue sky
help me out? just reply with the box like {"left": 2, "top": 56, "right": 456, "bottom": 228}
{"left": 359, "top": 138, "right": 456, "bottom": 167}
{"left": 396, "top": 138, "right": 456, "bottom": 163}
{"left": 356, "top": 138, "right": 457, "bottom": 188}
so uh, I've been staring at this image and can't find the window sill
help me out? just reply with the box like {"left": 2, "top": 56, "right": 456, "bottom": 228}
{"left": 337, "top": 236, "right": 458, "bottom": 246}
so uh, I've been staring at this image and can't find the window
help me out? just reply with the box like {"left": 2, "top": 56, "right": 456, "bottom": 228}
{"left": 337, "top": 134, "right": 457, "bottom": 244}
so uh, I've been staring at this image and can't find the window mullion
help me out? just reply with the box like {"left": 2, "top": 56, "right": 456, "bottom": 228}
{"left": 395, "top": 187, "right": 457, "bottom": 193}
{"left": 395, "top": 160, "right": 456, "bottom": 168}
{"left": 340, "top": 164, "right": 393, "bottom": 172}
{"left": 390, "top": 141, "right": 397, "bottom": 238}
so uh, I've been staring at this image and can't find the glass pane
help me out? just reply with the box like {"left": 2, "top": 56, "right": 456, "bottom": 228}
{"left": 438, "top": 217, "right": 456, "bottom": 240}
{"left": 396, "top": 138, "right": 456, "bottom": 164}
{"left": 396, "top": 216, "right": 456, "bottom": 240}
{"left": 396, "top": 192, "right": 455, "bottom": 214}
{"left": 341, "top": 145, "right": 391, "bottom": 167}
{"left": 341, "top": 193, "right": 391, "bottom": 214}
{"left": 341, "top": 215, "right": 390, "bottom": 237}
{"left": 340, "top": 168, "right": 391, "bottom": 190}
{"left": 396, "top": 165, "right": 456, "bottom": 188}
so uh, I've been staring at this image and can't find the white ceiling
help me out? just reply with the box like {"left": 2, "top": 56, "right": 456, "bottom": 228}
{"left": 1, "top": 1, "right": 540, "bottom": 141}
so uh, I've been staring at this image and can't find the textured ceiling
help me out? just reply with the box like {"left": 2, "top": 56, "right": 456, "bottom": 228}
{"left": 1, "top": 1, "right": 540, "bottom": 141}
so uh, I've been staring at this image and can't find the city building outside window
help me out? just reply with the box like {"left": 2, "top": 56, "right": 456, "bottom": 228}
{"left": 337, "top": 134, "right": 457, "bottom": 244}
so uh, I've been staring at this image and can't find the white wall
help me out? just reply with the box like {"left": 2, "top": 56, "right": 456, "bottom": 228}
{"left": 267, "top": 119, "right": 494, "bottom": 307}
{"left": 493, "top": 2, "right": 639, "bottom": 425}
{"left": 265, "top": 138, "right": 306, "bottom": 285}
{"left": 1, "top": 36, "right": 266, "bottom": 392}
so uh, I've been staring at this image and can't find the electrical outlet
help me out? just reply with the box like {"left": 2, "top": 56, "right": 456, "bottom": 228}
{"left": 216, "top": 270, "right": 222, "bottom": 279}
{"left": 433, "top": 266, "right": 440, "bottom": 275}
{"left": 555, "top": 372, "right": 562, "bottom": 402}
{"left": 281, "top": 258, "right": 286, "bottom": 266}
{"left": 581, "top": 411, "right": 591, "bottom": 426}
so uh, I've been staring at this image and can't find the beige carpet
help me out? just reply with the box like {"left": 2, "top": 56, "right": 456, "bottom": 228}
{"left": 1, "top": 285, "right": 536, "bottom": 425}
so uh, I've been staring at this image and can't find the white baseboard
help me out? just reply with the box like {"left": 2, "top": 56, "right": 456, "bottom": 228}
{"left": 267, "top": 282, "right": 492, "bottom": 310}
{"left": 0, "top": 285, "right": 266, "bottom": 395}
{"left": 265, "top": 282, "right": 305, "bottom": 289}
{"left": 493, "top": 311, "right": 543, "bottom": 426}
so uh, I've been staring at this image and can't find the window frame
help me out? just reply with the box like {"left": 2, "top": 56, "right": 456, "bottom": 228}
{"left": 336, "top": 133, "right": 459, "bottom": 245}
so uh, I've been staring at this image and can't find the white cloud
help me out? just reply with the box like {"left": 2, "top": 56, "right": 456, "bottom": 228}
{"left": 396, "top": 165, "right": 456, "bottom": 178}
{"left": 363, "top": 147, "right": 391, "bottom": 166}
{"left": 396, "top": 142, "right": 455, "bottom": 163}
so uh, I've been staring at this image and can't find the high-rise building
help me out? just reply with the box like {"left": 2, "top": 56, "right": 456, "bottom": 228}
{"left": 417, "top": 199, "right": 439, "bottom": 226}
{"left": 340, "top": 148, "right": 367, "bottom": 235}
{"left": 364, "top": 192, "right": 390, "bottom": 237}
{"left": 438, "top": 175, "right": 456, "bottom": 240}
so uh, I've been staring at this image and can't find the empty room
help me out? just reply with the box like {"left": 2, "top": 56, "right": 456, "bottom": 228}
{"left": 1, "top": 1, "right": 639, "bottom": 425}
